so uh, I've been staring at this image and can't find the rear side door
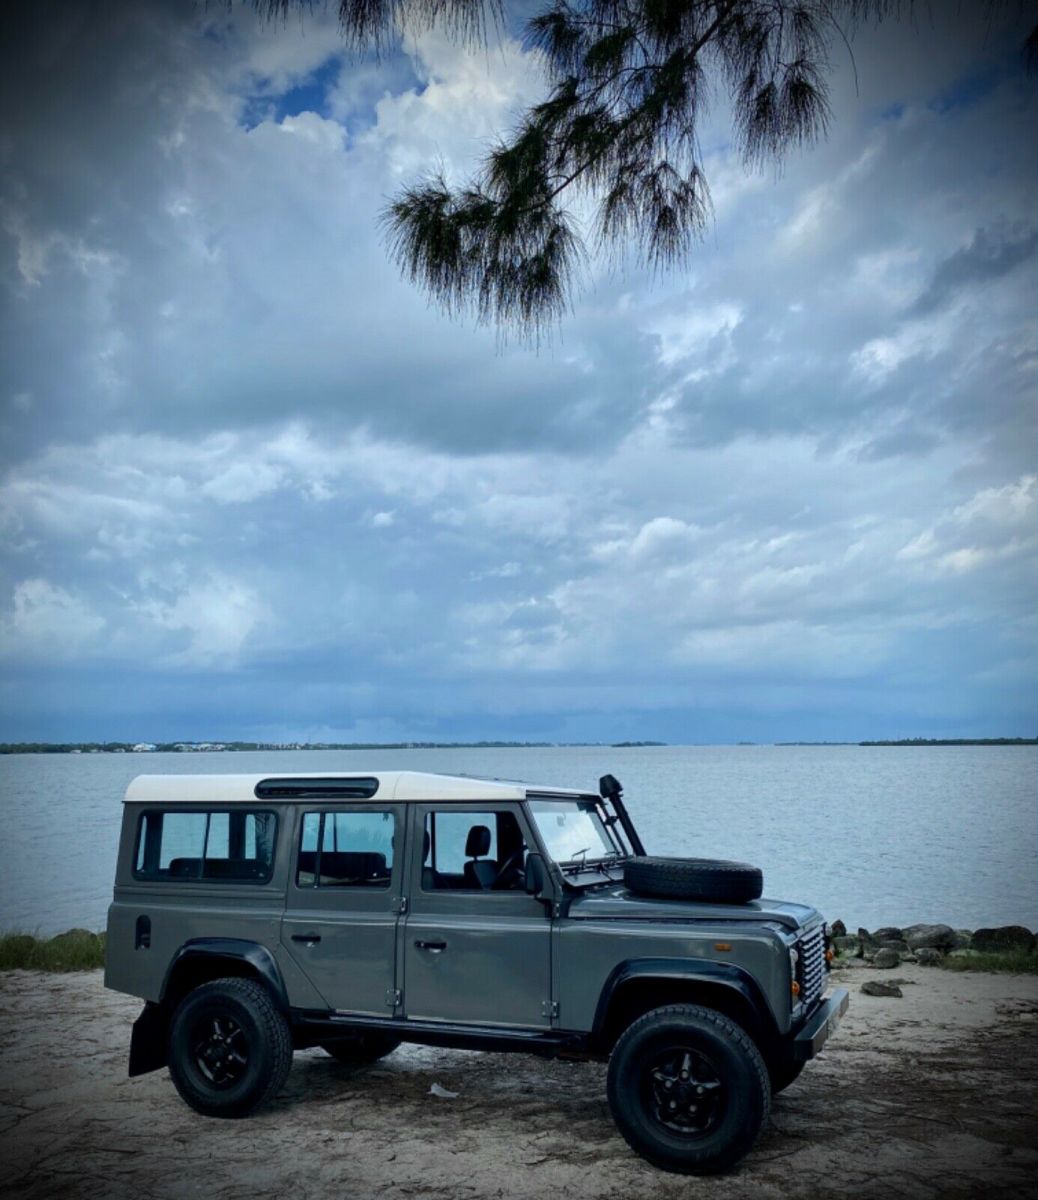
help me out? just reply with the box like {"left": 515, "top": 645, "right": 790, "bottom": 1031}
{"left": 281, "top": 803, "right": 405, "bottom": 1016}
{"left": 401, "top": 802, "right": 552, "bottom": 1028}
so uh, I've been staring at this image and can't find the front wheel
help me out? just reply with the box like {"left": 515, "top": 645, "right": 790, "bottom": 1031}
{"left": 167, "top": 977, "right": 292, "bottom": 1118}
{"left": 606, "top": 1005, "right": 770, "bottom": 1174}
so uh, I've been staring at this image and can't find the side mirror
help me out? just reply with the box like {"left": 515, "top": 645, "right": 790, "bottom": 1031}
{"left": 524, "top": 852, "right": 546, "bottom": 896}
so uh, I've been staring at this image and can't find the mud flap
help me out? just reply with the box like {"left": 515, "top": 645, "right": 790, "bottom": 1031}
{"left": 129, "top": 1002, "right": 169, "bottom": 1077}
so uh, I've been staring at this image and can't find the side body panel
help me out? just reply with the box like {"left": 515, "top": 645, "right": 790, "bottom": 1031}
{"left": 555, "top": 918, "right": 794, "bottom": 1035}
{"left": 105, "top": 802, "right": 296, "bottom": 1004}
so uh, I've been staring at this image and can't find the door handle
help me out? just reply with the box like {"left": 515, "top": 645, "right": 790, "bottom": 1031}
{"left": 414, "top": 939, "right": 447, "bottom": 952}
{"left": 291, "top": 933, "right": 322, "bottom": 944}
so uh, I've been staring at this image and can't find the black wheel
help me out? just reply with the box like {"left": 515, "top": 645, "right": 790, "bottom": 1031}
{"left": 319, "top": 1032, "right": 401, "bottom": 1066}
{"left": 768, "top": 1055, "right": 805, "bottom": 1094}
{"left": 606, "top": 1005, "right": 770, "bottom": 1174}
{"left": 167, "top": 977, "right": 292, "bottom": 1118}
{"left": 623, "top": 857, "right": 763, "bottom": 904}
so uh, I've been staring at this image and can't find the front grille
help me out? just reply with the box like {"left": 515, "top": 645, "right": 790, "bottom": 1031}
{"left": 798, "top": 926, "right": 826, "bottom": 1010}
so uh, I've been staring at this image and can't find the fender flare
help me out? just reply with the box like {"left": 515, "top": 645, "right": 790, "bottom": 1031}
{"left": 160, "top": 938, "right": 289, "bottom": 1010}
{"left": 591, "top": 956, "right": 783, "bottom": 1055}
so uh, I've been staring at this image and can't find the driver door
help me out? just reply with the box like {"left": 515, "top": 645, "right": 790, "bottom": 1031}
{"left": 401, "top": 803, "right": 552, "bottom": 1028}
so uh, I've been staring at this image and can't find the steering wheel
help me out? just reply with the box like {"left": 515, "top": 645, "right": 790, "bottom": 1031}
{"left": 493, "top": 847, "right": 526, "bottom": 890}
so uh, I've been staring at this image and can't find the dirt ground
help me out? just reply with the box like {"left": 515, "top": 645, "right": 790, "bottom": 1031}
{"left": 1, "top": 962, "right": 1036, "bottom": 1200}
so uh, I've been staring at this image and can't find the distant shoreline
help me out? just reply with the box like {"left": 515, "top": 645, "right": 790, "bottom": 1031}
{"left": 0, "top": 739, "right": 669, "bottom": 755}
{"left": 1, "top": 738, "right": 1035, "bottom": 755}
{"left": 777, "top": 738, "right": 1038, "bottom": 747}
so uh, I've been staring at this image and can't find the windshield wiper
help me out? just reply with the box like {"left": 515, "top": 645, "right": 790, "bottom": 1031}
{"left": 560, "top": 847, "right": 628, "bottom": 880}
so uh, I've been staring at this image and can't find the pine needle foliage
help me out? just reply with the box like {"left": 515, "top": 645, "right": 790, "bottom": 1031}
{"left": 383, "top": 1, "right": 844, "bottom": 337}
{"left": 256, "top": 0, "right": 1037, "bottom": 338}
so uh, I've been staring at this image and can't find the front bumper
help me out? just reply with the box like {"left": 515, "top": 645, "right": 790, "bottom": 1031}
{"left": 792, "top": 988, "right": 849, "bottom": 1061}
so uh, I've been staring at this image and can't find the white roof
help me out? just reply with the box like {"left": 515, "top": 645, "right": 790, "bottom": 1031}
{"left": 123, "top": 770, "right": 590, "bottom": 805}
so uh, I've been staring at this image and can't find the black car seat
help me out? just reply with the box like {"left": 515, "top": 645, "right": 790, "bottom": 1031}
{"left": 463, "top": 825, "right": 497, "bottom": 890}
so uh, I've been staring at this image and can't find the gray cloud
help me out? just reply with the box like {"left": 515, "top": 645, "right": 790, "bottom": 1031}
{"left": 912, "top": 224, "right": 1038, "bottom": 315}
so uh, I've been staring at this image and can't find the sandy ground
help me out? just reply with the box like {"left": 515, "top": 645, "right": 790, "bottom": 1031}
{"left": 1, "top": 963, "right": 1037, "bottom": 1200}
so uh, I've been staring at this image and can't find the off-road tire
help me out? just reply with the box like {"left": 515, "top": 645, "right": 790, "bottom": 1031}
{"left": 319, "top": 1032, "right": 401, "bottom": 1066}
{"left": 606, "top": 1004, "right": 770, "bottom": 1174}
{"left": 623, "top": 856, "right": 763, "bottom": 904}
{"left": 167, "top": 977, "right": 292, "bottom": 1118}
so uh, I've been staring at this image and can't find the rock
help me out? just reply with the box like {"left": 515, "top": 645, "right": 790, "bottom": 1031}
{"left": 955, "top": 929, "right": 974, "bottom": 949}
{"left": 878, "top": 939, "right": 910, "bottom": 954}
{"left": 972, "top": 926, "right": 1037, "bottom": 954}
{"left": 834, "top": 955, "right": 867, "bottom": 969}
{"left": 902, "top": 923, "right": 958, "bottom": 951}
{"left": 915, "top": 947, "right": 943, "bottom": 966}
{"left": 947, "top": 948, "right": 978, "bottom": 959}
{"left": 872, "top": 926, "right": 903, "bottom": 942}
{"left": 830, "top": 919, "right": 847, "bottom": 938}
{"left": 861, "top": 981, "right": 903, "bottom": 998}
{"left": 858, "top": 929, "right": 879, "bottom": 960}
{"left": 995, "top": 999, "right": 1038, "bottom": 1020}
{"left": 833, "top": 935, "right": 862, "bottom": 956}
{"left": 871, "top": 947, "right": 901, "bottom": 969}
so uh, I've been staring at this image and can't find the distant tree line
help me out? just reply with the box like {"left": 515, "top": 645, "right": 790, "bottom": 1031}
{"left": 859, "top": 738, "right": 1038, "bottom": 747}
{"left": 0, "top": 740, "right": 574, "bottom": 754}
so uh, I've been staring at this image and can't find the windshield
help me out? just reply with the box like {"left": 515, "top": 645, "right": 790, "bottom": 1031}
{"left": 527, "top": 798, "right": 623, "bottom": 865}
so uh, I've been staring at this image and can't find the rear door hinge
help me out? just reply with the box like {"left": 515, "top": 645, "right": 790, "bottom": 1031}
{"left": 391, "top": 896, "right": 408, "bottom": 914}
{"left": 386, "top": 988, "right": 402, "bottom": 1008}
{"left": 541, "top": 1000, "right": 559, "bottom": 1019}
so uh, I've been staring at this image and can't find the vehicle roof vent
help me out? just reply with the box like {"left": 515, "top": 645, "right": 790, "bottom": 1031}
{"left": 254, "top": 777, "right": 380, "bottom": 799}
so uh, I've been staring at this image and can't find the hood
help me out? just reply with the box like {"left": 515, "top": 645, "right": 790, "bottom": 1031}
{"left": 567, "top": 885, "right": 821, "bottom": 932}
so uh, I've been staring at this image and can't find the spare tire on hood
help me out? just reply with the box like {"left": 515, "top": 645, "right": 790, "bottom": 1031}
{"left": 623, "top": 856, "right": 763, "bottom": 903}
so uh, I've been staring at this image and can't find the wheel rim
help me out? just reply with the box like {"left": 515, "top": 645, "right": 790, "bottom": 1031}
{"left": 641, "top": 1045, "right": 724, "bottom": 1136}
{"left": 191, "top": 1013, "right": 250, "bottom": 1088}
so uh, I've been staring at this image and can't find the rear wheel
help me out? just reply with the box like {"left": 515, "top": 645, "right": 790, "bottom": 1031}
{"left": 606, "top": 1004, "right": 770, "bottom": 1174}
{"left": 319, "top": 1032, "right": 401, "bottom": 1066}
{"left": 167, "top": 977, "right": 292, "bottom": 1118}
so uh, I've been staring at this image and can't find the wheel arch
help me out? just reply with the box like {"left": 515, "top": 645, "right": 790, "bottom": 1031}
{"left": 591, "top": 958, "right": 782, "bottom": 1060}
{"left": 129, "top": 939, "right": 288, "bottom": 1078}
{"left": 161, "top": 938, "right": 288, "bottom": 1012}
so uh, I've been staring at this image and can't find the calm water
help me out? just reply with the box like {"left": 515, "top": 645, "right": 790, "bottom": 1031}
{"left": 1, "top": 745, "right": 1035, "bottom": 935}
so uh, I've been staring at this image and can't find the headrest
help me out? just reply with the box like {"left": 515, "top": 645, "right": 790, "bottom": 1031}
{"left": 423, "top": 829, "right": 431, "bottom": 863}
{"left": 465, "top": 824, "right": 492, "bottom": 858}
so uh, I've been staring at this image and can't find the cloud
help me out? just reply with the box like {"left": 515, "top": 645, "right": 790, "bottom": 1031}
{"left": 2, "top": 579, "right": 105, "bottom": 659}
{"left": 135, "top": 574, "right": 271, "bottom": 668}
{"left": 0, "top": 1, "right": 1036, "bottom": 740}
{"left": 912, "top": 224, "right": 1038, "bottom": 315}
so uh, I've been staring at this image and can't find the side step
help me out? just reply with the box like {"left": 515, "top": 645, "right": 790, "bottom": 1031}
{"left": 293, "top": 1010, "right": 589, "bottom": 1057}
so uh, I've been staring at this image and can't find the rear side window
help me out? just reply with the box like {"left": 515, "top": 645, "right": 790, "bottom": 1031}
{"left": 133, "top": 810, "right": 277, "bottom": 882}
{"left": 296, "top": 809, "right": 395, "bottom": 888}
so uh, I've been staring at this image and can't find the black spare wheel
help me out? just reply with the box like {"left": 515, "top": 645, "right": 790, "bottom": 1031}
{"left": 167, "top": 977, "right": 292, "bottom": 1118}
{"left": 623, "top": 856, "right": 763, "bottom": 903}
{"left": 607, "top": 1004, "right": 771, "bottom": 1173}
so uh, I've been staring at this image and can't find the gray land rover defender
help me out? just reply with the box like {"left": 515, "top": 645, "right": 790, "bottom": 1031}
{"left": 105, "top": 770, "right": 847, "bottom": 1174}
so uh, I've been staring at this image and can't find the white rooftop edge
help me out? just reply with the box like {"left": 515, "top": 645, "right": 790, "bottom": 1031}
{"left": 123, "top": 771, "right": 591, "bottom": 804}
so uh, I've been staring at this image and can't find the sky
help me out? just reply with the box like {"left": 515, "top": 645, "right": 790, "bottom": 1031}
{"left": 0, "top": 0, "right": 1036, "bottom": 745}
